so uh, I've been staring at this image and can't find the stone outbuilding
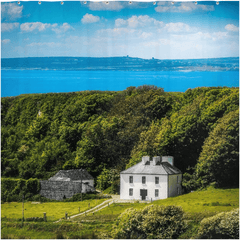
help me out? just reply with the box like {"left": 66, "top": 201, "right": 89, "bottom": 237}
{"left": 40, "top": 169, "right": 95, "bottom": 200}
{"left": 120, "top": 156, "right": 182, "bottom": 201}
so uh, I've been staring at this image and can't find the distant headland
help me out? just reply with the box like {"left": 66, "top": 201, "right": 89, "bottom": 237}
{"left": 2, "top": 56, "right": 239, "bottom": 72}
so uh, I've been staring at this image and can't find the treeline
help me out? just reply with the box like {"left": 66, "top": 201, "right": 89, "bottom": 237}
{"left": 1, "top": 86, "right": 239, "bottom": 191}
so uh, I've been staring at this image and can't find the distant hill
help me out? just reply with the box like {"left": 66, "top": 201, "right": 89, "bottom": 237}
{"left": 2, "top": 56, "right": 239, "bottom": 72}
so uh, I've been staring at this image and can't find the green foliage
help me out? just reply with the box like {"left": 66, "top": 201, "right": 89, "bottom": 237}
{"left": 112, "top": 205, "right": 185, "bottom": 239}
{"left": 1, "top": 87, "right": 239, "bottom": 190}
{"left": 1, "top": 178, "right": 40, "bottom": 202}
{"left": 197, "top": 208, "right": 239, "bottom": 239}
{"left": 183, "top": 109, "right": 239, "bottom": 190}
{"left": 96, "top": 168, "right": 119, "bottom": 193}
{"left": 129, "top": 87, "right": 239, "bottom": 179}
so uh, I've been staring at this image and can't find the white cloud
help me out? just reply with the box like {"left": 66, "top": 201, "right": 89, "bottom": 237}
{"left": 20, "top": 22, "right": 73, "bottom": 34}
{"left": 1, "top": 22, "right": 19, "bottom": 32}
{"left": 81, "top": 13, "right": 100, "bottom": 24}
{"left": 1, "top": 3, "right": 23, "bottom": 20}
{"left": 164, "top": 22, "right": 197, "bottom": 33}
{"left": 155, "top": 2, "right": 214, "bottom": 13}
{"left": 1, "top": 39, "right": 11, "bottom": 44}
{"left": 20, "top": 22, "right": 52, "bottom": 32}
{"left": 143, "top": 39, "right": 172, "bottom": 47}
{"left": 98, "top": 27, "right": 137, "bottom": 37}
{"left": 88, "top": 2, "right": 124, "bottom": 11}
{"left": 27, "top": 42, "right": 62, "bottom": 48}
{"left": 225, "top": 24, "right": 239, "bottom": 32}
{"left": 139, "top": 32, "right": 152, "bottom": 39}
{"left": 115, "top": 15, "right": 164, "bottom": 28}
{"left": 212, "top": 32, "right": 228, "bottom": 41}
{"left": 171, "top": 31, "right": 229, "bottom": 42}
{"left": 52, "top": 23, "right": 74, "bottom": 34}
{"left": 115, "top": 18, "right": 127, "bottom": 27}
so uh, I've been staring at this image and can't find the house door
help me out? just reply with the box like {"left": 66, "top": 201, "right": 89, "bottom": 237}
{"left": 140, "top": 189, "right": 147, "bottom": 200}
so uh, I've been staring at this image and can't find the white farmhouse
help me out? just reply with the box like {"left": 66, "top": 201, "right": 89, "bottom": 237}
{"left": 120, "top": 156, "right": 182, "bottom": 201}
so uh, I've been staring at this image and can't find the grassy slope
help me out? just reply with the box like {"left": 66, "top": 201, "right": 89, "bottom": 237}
{"left": 153, "top": 186, "right": 239, "bottom": 213}
{"left": 1, "top": 187, "right": 239, "bottom": 239}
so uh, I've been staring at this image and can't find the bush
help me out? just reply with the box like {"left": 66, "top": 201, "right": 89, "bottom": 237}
{"left": 112, "top": 205, "right": 185, "bottom": 239}
{"left": 197, "top": 208, "right": 239, "bottom": 239}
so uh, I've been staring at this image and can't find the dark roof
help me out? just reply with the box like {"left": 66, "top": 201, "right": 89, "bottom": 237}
{"left": 121, "top": 161, "right": 181, "bottom": 175}
{"left": 49, "top": 169, "right": 94, "bottom": 181}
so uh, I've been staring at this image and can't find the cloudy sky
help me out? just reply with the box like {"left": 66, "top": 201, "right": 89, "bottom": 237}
{"left": 1, "top": 1, "right": 239, "bottom": 59}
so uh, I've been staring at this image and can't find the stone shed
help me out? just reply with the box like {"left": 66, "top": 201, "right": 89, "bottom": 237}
{"left": 40, "top": 169, "right": 95, "bottom": 200}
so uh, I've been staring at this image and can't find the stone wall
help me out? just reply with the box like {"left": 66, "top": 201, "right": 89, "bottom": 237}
{"left": 40, "top": 180, "right": 88, "bottom": 200}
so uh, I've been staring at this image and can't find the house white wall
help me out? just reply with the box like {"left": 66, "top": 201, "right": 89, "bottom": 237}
{"left": 120, "top": 173, "right": 168, "bottom": 201}
{"left": 168, "top": 174, "right": 182, "bottom": 197}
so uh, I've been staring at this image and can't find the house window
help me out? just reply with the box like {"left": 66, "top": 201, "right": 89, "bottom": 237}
{"left": 177, "top": 187, "right": 180, "bottom": 195}
{"left": 155, "top": 189, "right": 159, "bottom": 197}
{"left": 129, "top": 176, "right": 133, "bottom": 183}
{"left": 155, "top": 177, "right": 159, "bottom": 184}
{"left": 129, "top": 188, "right": 133, "bottom": 196}
{"left": 142, "top": 176, "right": 146, "bottom": 184}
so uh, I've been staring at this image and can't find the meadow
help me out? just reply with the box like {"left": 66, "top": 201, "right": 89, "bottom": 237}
{"left": 1, "top": 186, "right": 239, "bottom": 239}
{"left": 1, "top": 199, "right": 105, "bottom": 222}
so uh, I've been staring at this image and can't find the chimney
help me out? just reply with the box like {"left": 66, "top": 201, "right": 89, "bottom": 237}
{"left": 142, "top": 156, "right": 150, "bottom": 165}
{"left": 153, "top": 156, "right": 161, "bottom": 166}
{"left": 162, "top": 156, "right": 174, "bottom": 166}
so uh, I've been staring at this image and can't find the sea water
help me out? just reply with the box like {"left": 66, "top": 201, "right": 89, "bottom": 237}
{"left": 1, "top": 70, "right": 239, "bottom": 97}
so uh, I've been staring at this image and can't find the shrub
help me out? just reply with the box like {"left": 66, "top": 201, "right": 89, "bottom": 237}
{"left": 197, "top": 208, "right": 239, "bottom": 239}
{"left": 112, "top": 205, "right": 185, "bottom": 239}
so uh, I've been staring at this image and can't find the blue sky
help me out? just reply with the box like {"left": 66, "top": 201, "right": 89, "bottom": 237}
{"left": 1, "top": 1, "right": 239, "bottom": 59}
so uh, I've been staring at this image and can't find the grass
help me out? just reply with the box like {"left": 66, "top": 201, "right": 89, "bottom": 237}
{"left": 153, "top": 186, "right": 238, "bottom": 213}
{"left": 2, "top": 187, "right": 239, "bottom": 239}
{"left": 1, "top": 221, "right": 112, "bottom": 239}
{"left": 72, "top": 187, "right": 239, "bottom": 222}
{"left": 1, "top": 199, "right": 105, "bottom": 222}
{"left": 71, "top": 202, "right": 147, "bottom": 221}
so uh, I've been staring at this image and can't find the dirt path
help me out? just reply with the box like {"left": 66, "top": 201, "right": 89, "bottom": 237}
{"left": 54, "top": 199, "right": 113, "bottom": 223}
{"left": 54, "top": 195, "right": 150, "bottom": 223}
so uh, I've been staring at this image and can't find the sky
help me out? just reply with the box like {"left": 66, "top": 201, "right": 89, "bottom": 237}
{"left": 1, "top": 1, "right": 239, "bottom": 59}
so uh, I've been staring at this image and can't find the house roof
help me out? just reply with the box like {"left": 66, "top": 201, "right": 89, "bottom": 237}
{"left": 120, "top": 161, "right": 181, "bottom": 175}
{"left": 49, "top": 169, "right": 94, "bottom": 181}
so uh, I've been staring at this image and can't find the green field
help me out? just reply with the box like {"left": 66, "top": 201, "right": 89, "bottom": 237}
{"left": 1, "top": 199, "right": 105, "bottom": 222}
{"left": 1, "top": 187, "right": 239, "bottom": 239}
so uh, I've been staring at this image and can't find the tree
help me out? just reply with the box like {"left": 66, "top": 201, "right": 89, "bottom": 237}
{"left": 194, "top": 109, "right": 239, "bottom": 188}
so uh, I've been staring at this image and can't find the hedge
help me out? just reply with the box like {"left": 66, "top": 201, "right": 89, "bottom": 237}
{"left": 1, "top": 178, "right": 40, "bottom": 202}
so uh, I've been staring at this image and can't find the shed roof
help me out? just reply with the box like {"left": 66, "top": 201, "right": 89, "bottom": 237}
{"left": 120, "top": 161, "right": 181, "bottom": 175}
{"left": 49, "top": 169, "right": 94, "bottom": 181}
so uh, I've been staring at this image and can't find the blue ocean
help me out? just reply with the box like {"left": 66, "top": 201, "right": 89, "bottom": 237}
{"left": 1, "top": 57, "right": 239, "bottom": 97}
{"left": 1, "top": 70, "right": 239, "bottom": 97}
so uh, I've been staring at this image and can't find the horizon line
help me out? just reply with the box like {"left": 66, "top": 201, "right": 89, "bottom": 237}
{"left": 2, "top": 56, "right": 239, "bottom": 61}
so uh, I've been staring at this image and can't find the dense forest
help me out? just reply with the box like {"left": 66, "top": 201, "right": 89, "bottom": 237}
{"left": 1, "top": 86, "right": 239, "bottom": 191}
